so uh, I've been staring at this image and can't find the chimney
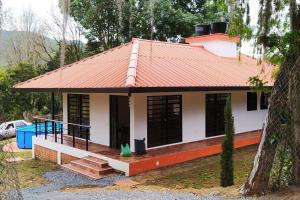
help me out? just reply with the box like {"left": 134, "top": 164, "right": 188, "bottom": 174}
{"left": 186, "top": 22, "right": 240, "bottom": 58}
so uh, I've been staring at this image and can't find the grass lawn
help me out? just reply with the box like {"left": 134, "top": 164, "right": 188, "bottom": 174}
{"left": 15, "top": 159, "right": 59, "bottom": 188}
{"left": 133, "top": 145, "right": 257, "bottom": 190}
{"left": 0, "top": 137, "right": 59, "bottom": 189}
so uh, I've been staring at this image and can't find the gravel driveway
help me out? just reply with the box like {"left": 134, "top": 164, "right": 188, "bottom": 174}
{"left": 21, "top": 170, "right": 124, "bottom": 195}
{"left": 20, "top": 170, "right": 251, "bottom": 200}
{"left": 23, "top": 190, "right": 225, "bottom": 200}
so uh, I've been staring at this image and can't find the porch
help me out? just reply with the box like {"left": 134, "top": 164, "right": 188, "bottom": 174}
{"left": 33, "top": 130, "right": 261, "bottom": 176}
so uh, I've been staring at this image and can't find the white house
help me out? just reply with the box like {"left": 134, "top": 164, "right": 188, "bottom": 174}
{"left": 14, "top": 33, "right": 273, "bottom": 177}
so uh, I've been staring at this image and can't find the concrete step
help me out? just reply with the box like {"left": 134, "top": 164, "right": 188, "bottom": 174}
{"left": 62, "top": 164, "right": 103, "bottom": 179}
{"left": 70, "top": 159, "right": 114, "bottom": 175}
{"left": 62, "top": 156, "right": 115, "bottom": 179}
{"left": 82, "top": 156, "right": 109, "bottom": 168}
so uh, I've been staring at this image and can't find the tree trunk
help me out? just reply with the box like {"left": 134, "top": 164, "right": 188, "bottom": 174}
{"left": 290, "top": 57, "right": 300, "bottom": 184}
{"left": 242, "top": 59, "right": 291, "bottom": 195}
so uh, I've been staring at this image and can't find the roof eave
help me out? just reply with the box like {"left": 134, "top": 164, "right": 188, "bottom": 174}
{"left": 11, "top": 86, "right": 272, "bottom": 93}
{"left": 130, "top": 86, "right": 272, "bottom": 93}
{"left": 11, "top": 87, "right": 131, "bottom": 93}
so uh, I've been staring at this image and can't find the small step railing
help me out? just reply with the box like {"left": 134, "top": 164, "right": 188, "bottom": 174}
{"left": 33, "top": 116, "right": 91, "bottom": 151}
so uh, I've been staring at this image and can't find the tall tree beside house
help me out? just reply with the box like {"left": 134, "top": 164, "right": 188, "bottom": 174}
{"left": 227, "top": 0, "right": 300, "bottom": 195}
{"left": 220, "top": 96, "right": 234, "bottom": 187}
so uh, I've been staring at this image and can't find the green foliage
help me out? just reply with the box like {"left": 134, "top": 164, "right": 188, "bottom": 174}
{"left": 248, "top": 76, "right": 271, "bottom": 93}
{"left": 255, "top": 0, "right": 300, "bottom": 63}
{"left": 45, "top": 42, "right": 84, "bottom": 72}
{"left": 0, "top": 63, "right": 56, "bottom": 121}
{"left": 227, "top": 1, "right": 252, "bottom": 40}
{"left": 69, "top": 0, "right": 229, "bottom": 53}
{"left": 220, "top": 96, "right": 234, "bottom": 187}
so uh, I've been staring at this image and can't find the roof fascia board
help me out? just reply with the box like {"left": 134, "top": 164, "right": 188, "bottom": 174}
{"left": 11, "top": 86, "right": 272, "bottom": 93}
{"left": 129, "top": 86, "right": 262, "bottom": 93}
{"left": 11, "top": 87, "right": 131, "bottom": 93}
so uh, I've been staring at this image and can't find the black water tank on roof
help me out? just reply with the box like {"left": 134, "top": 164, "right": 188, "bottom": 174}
{"left": 211, "top": 22, "right": 227, "bottom": 34}
{"left": 195, "top": 24, "right": 211, "bottom": 36}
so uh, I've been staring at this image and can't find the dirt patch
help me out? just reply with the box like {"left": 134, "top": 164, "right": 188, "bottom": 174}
{"left": 2, "top": 142, "right": 31, "bottom": 153}
{"left": 258, "top": 186, "right": 300, "bottom": 200}
{"left": 60, "top": 185, "right": 100, "bottom": 191}
{"left": 114, "top": 179, "right": 140, "bottom": 187}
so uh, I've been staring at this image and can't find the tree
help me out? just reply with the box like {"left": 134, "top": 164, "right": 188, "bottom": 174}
{"left": 220, "top": 96, "right": 234, "bottom": 187}
{"left": 45, "top": 42, "right": 84, "bottom": 72}
{"left": 59, "top": 0, "right": 71, "bottom": 67}
{"left": 289, "top": 57, "right": 300, "bottom": 184}
{"left": 0, "top": 63, "right": 50, "bottom": 121}
{"left": 69, "top": 0, "right": 229, "bottom": 53}
{"left": 5, "top": 8, "right": 50, "bottom": 66}
{"left": 237, "top": 0, "right": 300, "bottom": 195}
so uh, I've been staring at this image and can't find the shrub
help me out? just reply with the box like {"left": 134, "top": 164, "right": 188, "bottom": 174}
{"left": 220, "top": 96, "right": 235, "bottom": 187}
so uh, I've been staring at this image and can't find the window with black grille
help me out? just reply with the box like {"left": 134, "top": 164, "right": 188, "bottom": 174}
{"left": 247, "top": 92, "right": 257, "bottom": 111}
{"left": 260, "top": 92, "right": 270, "bottom": 110}
{"left": 206, "top": 93, "right": 230, "bottom": 137}
{"left": 147, "top": 95, "right": 182, "bottom": 148}
{"left": 67, "top": 94, "right": 90, "bottom": 139}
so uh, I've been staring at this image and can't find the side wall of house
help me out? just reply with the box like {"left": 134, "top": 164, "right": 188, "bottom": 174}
{"left": 130, "top": 91, "right": 267, "bottom": 151}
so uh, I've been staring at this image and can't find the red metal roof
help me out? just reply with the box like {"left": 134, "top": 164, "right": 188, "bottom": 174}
{"left": 14, "top": 38, "right": 274, "bottom": 92}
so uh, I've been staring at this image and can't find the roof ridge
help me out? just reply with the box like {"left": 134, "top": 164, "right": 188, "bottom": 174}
{"left": 125, "top": 39, "right": 140, "bottom": 87}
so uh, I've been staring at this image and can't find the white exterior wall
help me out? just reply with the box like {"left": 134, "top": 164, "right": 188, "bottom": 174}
{"left": 190, "top": 40, "right": 237, "bottom": 58}
{"left": 130, "top": 91, "right": 267, "bottom": 150}
{"left": 89, "top": 93, "right": 110, "bottom": 146}
{"left": 232, "top": 91, "right": 267, "bottom": 133}
{"left": 63, "top": 93, "right": 127, "bottom": 146}
{"left": 63, "top": 91, "right": 267, "bottom": 151}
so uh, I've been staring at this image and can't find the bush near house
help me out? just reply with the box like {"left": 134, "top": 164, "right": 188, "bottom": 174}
{"left": 220, "top": 96, "right": 234, "bottom": 187}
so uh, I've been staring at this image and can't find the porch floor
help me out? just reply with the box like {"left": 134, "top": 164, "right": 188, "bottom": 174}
{"left": 43, "top": 130, "right": 261, "bottom": 175}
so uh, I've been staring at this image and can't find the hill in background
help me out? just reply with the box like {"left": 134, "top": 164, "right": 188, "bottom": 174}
{"left": 0, "top": 30, "right": 57, "bottom": 67}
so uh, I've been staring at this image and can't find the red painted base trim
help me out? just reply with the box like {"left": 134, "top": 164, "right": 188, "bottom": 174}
{"left": 129, "top": 131, "right": 261, "bottom": 176}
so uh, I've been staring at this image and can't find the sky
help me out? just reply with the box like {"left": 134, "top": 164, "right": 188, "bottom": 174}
{"left": 1, "top": 0, "right": 259, "bottom": 55}
{"left": 2, "top": 0, "right": 58, "bottom": 22}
